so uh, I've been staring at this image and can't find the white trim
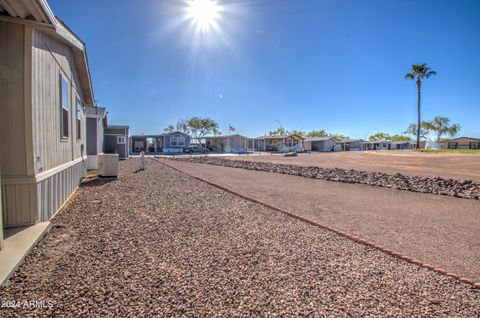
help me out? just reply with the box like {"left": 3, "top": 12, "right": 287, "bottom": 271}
{"left": 117, "top": 136, "right": 126, "bottom": 144}
{"left": 2, "top": 158, "right": 84, "bottom": 185}
{"left": 170, "top": 136, "right": 185, "bottom": 147}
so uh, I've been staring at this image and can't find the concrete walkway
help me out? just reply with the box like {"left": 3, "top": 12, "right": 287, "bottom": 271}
{"left": 0, "top": 222, "right": 51, "bottom": 285}
{"left": 164, "top": 159, "right": 480, "bottom": 282}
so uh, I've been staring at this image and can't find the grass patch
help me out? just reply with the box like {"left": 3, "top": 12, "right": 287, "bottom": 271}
{"left": 416, "top": 149, "right": 480, "bottom": 153}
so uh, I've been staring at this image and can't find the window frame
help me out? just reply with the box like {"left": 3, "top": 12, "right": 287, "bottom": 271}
{"left": 117, "top": 136, "right": 126, "bottom": 144}
{"left": 170, "top": 135, "right": 185, "bottom": 147}
{"left": 59, "top": 73, "right": 70, "bottom": 140}
{"left": 76, "top": 95, "right": 82, "bottom": 141}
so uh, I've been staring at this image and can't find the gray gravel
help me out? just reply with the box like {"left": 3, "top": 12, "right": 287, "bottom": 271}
{"left": 176, "top": 157, "right": 480, "bottom": 200}
{"left": 0, "top": 159, "right": 479, "bottom": 317}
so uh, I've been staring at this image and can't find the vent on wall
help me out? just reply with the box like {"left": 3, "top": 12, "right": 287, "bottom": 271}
{"left": 97, "top": 154, "right": 119, "bottom": 177}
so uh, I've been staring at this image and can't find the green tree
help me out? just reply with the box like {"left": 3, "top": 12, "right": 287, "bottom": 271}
{"left": 427, "top": 116, "right": 460, "bottom": 141}
{"left": 405, "top": 63, "right": 437, "bottom": 148}
{"left": 368, "top": 132, "right": 391, "bottom": 141}
{"left": 163, "top": 124, "right": 175, "bottom": 133}
{"left": 390, "top": 134, "right": 412, "bottom": 142}
{"left": 306, "top": 130, "right": 329, "bottom": 138}
{"left": 185, "top": 117, "right": 220, "bottom": 143}
{"left": 404, "top": 122, "right": 430, "bottom": 141}
{"left": 267, "top": 127, "right": 287, "bottom": 136}
{"left": 176, "top": 119, "right": 189, "bottom": 133}
{"left": 329, "top": 134, "right": 350, "bottom": 140}
{"left": 288, "top": 130, "right": 306, "bottom": 137}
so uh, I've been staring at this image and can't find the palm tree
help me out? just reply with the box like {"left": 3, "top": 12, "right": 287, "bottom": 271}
{"left": 405, "top": 63, "right": 436, "bottom": 148}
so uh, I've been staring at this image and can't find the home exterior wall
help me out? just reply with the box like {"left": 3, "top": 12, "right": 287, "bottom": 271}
{"left": 104, "top": 127, "right": 129, "bottom": 159}
{"left": 441, "top": 137, "right": 480, "bottom": 149}
{"left": 32, "top": 29, "right": 86, "bottom": 173}
{"left": 130, "top": 135, "right": 164, "bottom": 154}
{"left": 0, "top": 21, "right": 29, "bottom": 178}
{"left": 86, "top": 118, "right": 97, "bottom": 155}
{"left": 257, "top": 136, "right": 304, "bottom": 152}
{"left": 1, "top": 22, "right": 88, "bottom": 228}
{"left": 311, "top": 140, "right": 336, "bottom": 152}
{"left": 163, "top": 132, "right": 190, "bottom": 153}
{"left": 85, "top": 111, "right": 106, "bottom": 170}
{"left": 206, "top": 136, "right": 247, "bottom": 152}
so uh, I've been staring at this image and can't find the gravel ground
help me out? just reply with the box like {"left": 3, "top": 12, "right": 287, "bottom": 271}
{"left": 1, "top": 159, "right": 479, "bottom": 317}
{"left": 223, "top": 151, "right": 480, "bottom": 182}
{"left": 164, "top": 159, "right": 480, "bottom": 282}
{"left": 176, "top": 157, "right": 480, "bottom": 200}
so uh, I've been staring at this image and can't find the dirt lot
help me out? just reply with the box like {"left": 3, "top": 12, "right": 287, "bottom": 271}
{"left": 165, "top": 159, "right": 480, "bottom": 282}
{"left": 1, "top": 159, "right": 479, "bottom": 317}
{"left": 229, "top": 151, "right": 480, "bottom": 182}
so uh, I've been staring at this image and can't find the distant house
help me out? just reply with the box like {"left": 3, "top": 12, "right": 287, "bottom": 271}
{"left": 206, "top": 135, "right": 248, "bottom": 153}
{"left": 104, "top": 125, "right": 129, "bottom": 159}
{"left": 363, "top": 140, "right": 389, "bottom": 151}
{"left": 338, "top": 139, "right": 365, "bottom": 151}
{"left": 0, "top": 0, "right": 94, "bottom": 231}
{"left": 162, "top": 131, "right": 191, "bottom": 153}
{"left": 388, "top": 141, "right": 412, "bottom": 150}
{"left": 128, "top": 131, "right": 191, "bottom": 155}
{"left": 307, "top": 137, "right": 340, "bottom": 152}
{"left": 130, "top": 135, "right": 164, "bottom": 154}
{"left": 85, "top": 107, "right": 107, "bottom": 169}
{"left": 440, "top": 137, "right": 480, "bottom": 150}
{"left": 253, "top": 134, "right": 305, "bottom": 152}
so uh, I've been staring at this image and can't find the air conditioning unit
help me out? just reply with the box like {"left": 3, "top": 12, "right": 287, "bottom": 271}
{"left": 98, "top": 154, "right": 119, "bottom": 177}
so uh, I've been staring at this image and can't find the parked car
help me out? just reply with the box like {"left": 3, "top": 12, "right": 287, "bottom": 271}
{"left": 183, "top": 146, "right": 209, "bottom": 154}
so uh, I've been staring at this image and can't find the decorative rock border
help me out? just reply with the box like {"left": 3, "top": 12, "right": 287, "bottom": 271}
{"left": 174, "top": 157, "right": 480, "bottom": 200}
{"left": 156, "top": 158, "right": 480, "bottom": 289}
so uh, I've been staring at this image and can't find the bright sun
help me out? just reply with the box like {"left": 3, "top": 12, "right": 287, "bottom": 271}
{"left": 186, "top": 0, "right": 221, "bottom": 33}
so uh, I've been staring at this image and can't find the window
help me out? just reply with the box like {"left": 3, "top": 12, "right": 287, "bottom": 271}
{"left": 60, "top": 75, "right": 70, "bottom": 138}
{"left": 170, "top": 135, "right": 185, "bottom": 147}
{"left": 117, "top": 136, "right": 126, "bottom": 144}
{"left": 76, "top": 96, "right": 82, "bottom": 140}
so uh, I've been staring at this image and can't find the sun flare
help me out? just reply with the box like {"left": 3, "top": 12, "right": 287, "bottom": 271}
{"left": 186, "top": 0, "right": 221, "bottom": 33}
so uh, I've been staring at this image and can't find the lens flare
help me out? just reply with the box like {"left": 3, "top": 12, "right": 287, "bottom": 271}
{"left": 186, "top": 0, "right": 221, "bottom": 33}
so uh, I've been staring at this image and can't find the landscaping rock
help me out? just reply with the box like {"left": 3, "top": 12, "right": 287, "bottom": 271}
{"left": 0, "top": 159, "right": 478, "bottom": 317}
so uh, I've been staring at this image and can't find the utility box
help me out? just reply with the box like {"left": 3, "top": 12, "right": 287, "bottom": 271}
{"left": 98, "top": 154, "right": 119, "bottom": 177}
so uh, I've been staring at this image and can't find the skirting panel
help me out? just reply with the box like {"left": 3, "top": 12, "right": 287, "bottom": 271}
{"left": 1, "top": 161, "right": 85, "bottom": 227}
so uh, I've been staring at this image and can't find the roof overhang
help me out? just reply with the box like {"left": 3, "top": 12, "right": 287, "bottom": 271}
{"left": 0, "top": 0, "right": 56, "bottom": 25}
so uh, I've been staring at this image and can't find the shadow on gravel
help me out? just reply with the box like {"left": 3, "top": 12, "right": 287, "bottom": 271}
{"left": 81, "top": 178, "right": 117, "bottom": 188}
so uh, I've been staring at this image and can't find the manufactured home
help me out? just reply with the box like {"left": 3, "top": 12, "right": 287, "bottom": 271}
{"left": 129, "top": 131, "right": 190, "bottom": 154}
{"left": 85, "top": 106, "right": 107, "bottom": 169}
{"left": 162, "top": 131, "right": 191, "bottom": 153}
{"left": 104, "top": 125, "right": 129, "bottom": 159}
{"left": 440, "top": 137, "right": 480, "bottom": 150}
{"left": 206, "top": 135, "right": 248, "bottom": 153}
{"left": 130, "top": 135, "right": 164, "bottom": 155}
{"left": 255, "top": 134, "right": 305, "bottom": 152}
{"left": 307, "top": 137, "right": 340, "bottom": 152}
{"left": 0, "top": 0, "right": 94, "bottom": 234}
{"left": 338, "top": 139, "right": 365, "bottom": 151}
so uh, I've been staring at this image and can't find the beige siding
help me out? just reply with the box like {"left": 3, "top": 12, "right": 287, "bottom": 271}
{"left": 0, "top": 21, "right": 28, "bottom": 177}
{"left": 1, "top": 182, "right": 37, "bottom": 227}
{"left": 36, "top": 160, "right": 85, "bottom": 222}
{"left": 2, "top": 160, "right": 85, "bottom": 227}
{"left": 31, "top": 29, "right": 86, "bottom": 173}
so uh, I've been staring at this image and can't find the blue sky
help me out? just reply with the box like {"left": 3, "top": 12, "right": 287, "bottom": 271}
{"left": 50, "top": 0, "right": 480, "bottom": 138}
